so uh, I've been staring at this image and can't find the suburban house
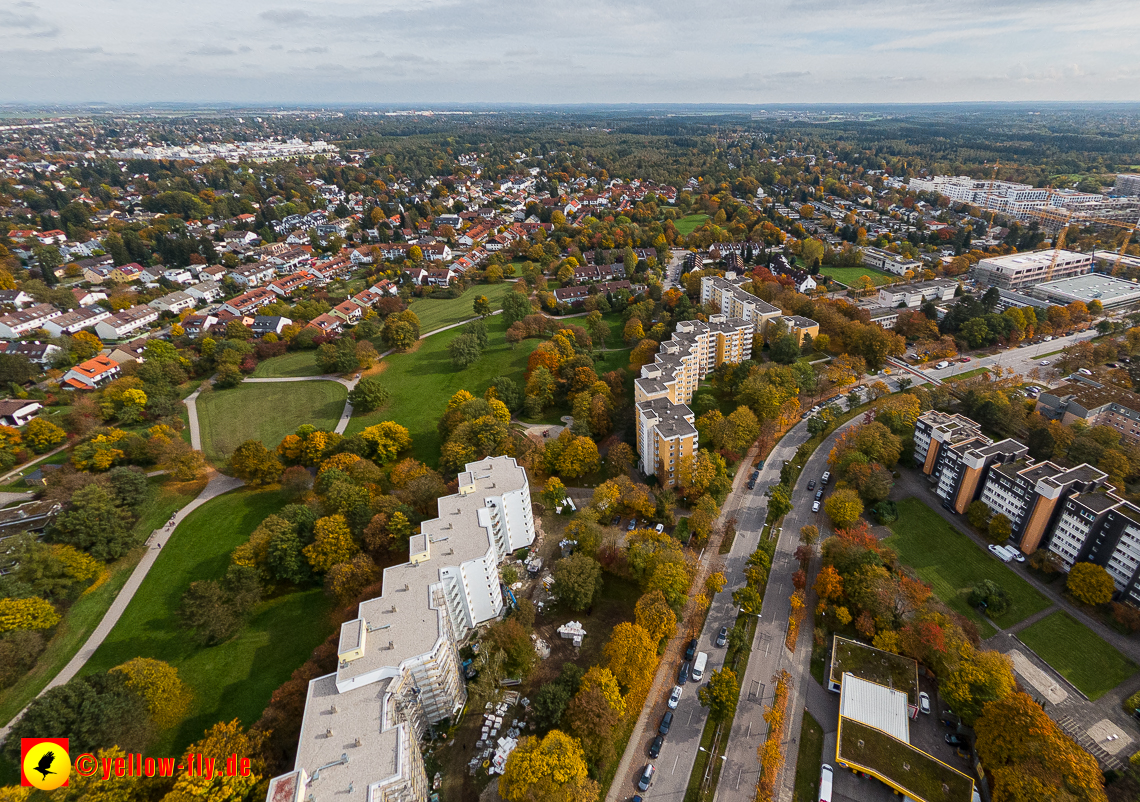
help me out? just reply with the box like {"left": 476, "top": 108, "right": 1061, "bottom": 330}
{"left": 185, "top": 280, "right": 223, "bottom": 303}
{"left": 330, "top": 300, "right": 363, "bottom": 324}
{"left": 182, "top": 314, "right": 218, "bottom": 338}
{"left": 220, "top": 288, "right": 277, "bottom": 317}
{"left": 94, "top": 305, "right": 159, "bottom": 340}
{"left": 228, "top": 262, "right": 277, "bottom": 287}
{"left": 305, "top": 313, "right": 343, "bottom": 335}
{"left": 42, "top": 306, "right": 113, "bottom": 337}
{"left": 0, "top": 290, "right": 34, "bottom": 309}
{"left": 71, "top": 287, "right": 109, "bottom": 307}
{"left": 0, "top": 304, "right": 62, "bottom": 339}
{"left": 149, "top": 291, "right": 197, "bottom": 315}
{"left": 163, "top": 268, "right": 195, "bottom": 284}
{"left": 0, "top": 341, "right": 62, "bottom": 365}
{"left": 0, "top": 399, "right": 43, "bottom": 427}
{"left": 268, "top": 272, "right": 311, "bottom": 299}
{"left": 252, "top": 316, "right": 292, "bottom": 337}
{"left": 553, "top": 279, "right": 634, "bottom": 306}
{"left": 62, "top": 355, "right": 121, "bottom": 390}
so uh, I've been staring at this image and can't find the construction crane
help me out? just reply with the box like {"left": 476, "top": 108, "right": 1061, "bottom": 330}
{"left": 982, "top": 161, "right": 1001, "bottom": 229}
{"left": 1044, "top": 208, "right": 1074, "bottom": 283}
{"left": 1108, "top": 220, "right": 1140, "bottom": 273}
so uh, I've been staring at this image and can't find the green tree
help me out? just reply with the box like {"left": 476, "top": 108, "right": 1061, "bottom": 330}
{"left": 51, "top": 484, "right": 135, "bottom": 561}
{"left": 553, "top": 552, "right": 603, "bottom": 611}
{"left": 448, "top": 331, "right": 484, "bottom": 369}
{"left": 502, "top": 291, "right": 533, "bottom": 326}
{"left": 988, "top": 513, "right": 1013, "bottom": 544}
{"left": 347, "top": 377, "right": 391, "bottom": 412}
{"left": 474, "top": 294, "right": 492, "bottom": 317}
{"left": 966, "top": 499, "right": 991, "bottom": 529}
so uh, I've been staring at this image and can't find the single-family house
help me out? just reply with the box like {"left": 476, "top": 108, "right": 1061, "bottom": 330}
{"left": 228, "top": 262, "right": 277, "bottom": 287}
{"left": 62, "top": 355, "right": 121, "bottom": 390}
{"left": 163, "top": 268, "right": 195, "bottom": 285}
{"left": 106, "top": 339, "right": 150, "bottom": 365}
{"left": 0, "top": 399, "right": 44, "bottom": 427}
{"left": 252, "top": 316, "right": 292, "bottom": 337}
{"left": 109, "top": 263, "right": 146, "bottom": 283}
{"left": 220, "top": 287, "right": 276, "bottom": 317}
{"left": 0, "top": 290, "right": 34, "bottom": 309}
{"left": 306, "top": 313, "right": 343, "bottom": 335}
{"left": 149, "top": 291, "right": 197, "bottom": 315}
{"left": 71, "top": 287, "right": 108, "bottom": 307}
{"left": 181, "top": 314, "right": 218, "bottom": 338}
{"left": 185, "top": 280, "right": 223, "bottom": 303}
{"left": 330, "top": 300, "right": 363, "bottom": 325}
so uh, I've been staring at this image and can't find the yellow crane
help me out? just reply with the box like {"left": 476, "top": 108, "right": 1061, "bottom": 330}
{"left": 1044, "top": 208, "right": 1074, "bottom": 283}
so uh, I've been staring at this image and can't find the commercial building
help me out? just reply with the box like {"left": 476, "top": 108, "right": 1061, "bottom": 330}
{"left": 909, "top": 174, "right": 1140, "bottom": 224}
{"left": 972, "top": 250, "right": 1092, "bottom": 291}
{"left": 913, "top": 409, "right": 1140, "bottom": 603}
{"left": 266, "top": 456, "right": 534, "bottom": 802}
{"left": 876, "top": 279, "right": 957, "bottom": 309}
{"left": 634, "top": 316, "right": 753, "bottom": 486}
{"left": 1029, "top": 274, "right": 1140, "bottom": 310}
{"left": 829, "top": 638, "right": 974, "bottom": 802}
{"left": 1035, "top": 379, "right": 1140, "bottom": 445}
{"left": 861, "top": 246, "right": 922, "bottom": 276}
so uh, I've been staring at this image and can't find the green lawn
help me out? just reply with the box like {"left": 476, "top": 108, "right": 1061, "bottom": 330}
{"left": 793, "top": 713, "right": 825, "bottom": 802}
{"left": 674, "top": 214, "right": 710, "bottom": 236}
{"left": 80, "top": 488, "right": 335, "bottom": 756}
{"left": 353, "top": 315, "right": 543, "bottom": 466}
{"left": 0, "top": 478, "right": 205, "bottom": 728}
{"left": 818, "top": 265, "right": 896, "bottom": 287}
{"left": 884, "top": 498, "right": 1052, "bottom": 636}
{"left": 251, "top": 349, "right": 322, "bottom": 378}
{"left": 1018, "top": 611, "right": 1137, "bottom": 701}
{"left": 409, "top": 282, "right": 516, "bottom": 333}
{"left": 196, "top": 380, "right": 347, "bottom": 465}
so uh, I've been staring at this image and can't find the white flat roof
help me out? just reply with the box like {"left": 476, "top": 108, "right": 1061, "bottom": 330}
{"left": 839, "top": 673, "right": 911, "bottom": 742}
{"left": 1034, "top": 273, "right": 1140, "bottom": 304}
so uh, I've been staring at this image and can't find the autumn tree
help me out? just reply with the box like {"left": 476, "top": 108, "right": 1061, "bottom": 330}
{"left": 564, "top": 684, "right": 619, "bottom": 766}
{"left": 228, "top": 440, "right": 283, "bottom": 486}
{"left": 1067, "top": 562, "right": 1115, "bottom": 607}
{"left": 25, "top": 417, "right": 67, "bottom": 452}
{"left": 635, "top": 589, "right": 678, "bottom": 645}
{"left": 604, "top": 622, "right": 657, "bottom": 699}
{"left": 303, "top": 514, "right": 359, "bottom": 574}
{"left": 699, "top": 668, "right": 740, "bottom": 723}
{"left": 110, "top": 657, "right": 191, "bottom": 730}
{"left": 163, "top": 719, "right": 265, "bottom": 802}
{"left": 824, "top": 488, "right": 863, "bottom": 529}
{"left": 499, "top": 730, "right": 600, "bottom": 802}
{"left": 940, "top": 647, "right": 1016, "bottom": 725}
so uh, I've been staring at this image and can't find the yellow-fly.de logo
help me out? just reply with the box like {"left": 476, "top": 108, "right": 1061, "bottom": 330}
{"left": 21, "top": 738, "right": 70, "bottom": 790}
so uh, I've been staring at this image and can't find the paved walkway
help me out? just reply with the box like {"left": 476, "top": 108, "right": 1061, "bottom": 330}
{"left": 0, "top": 471, "right": 245, "bottom": 741}
{"left": 0, "top": 442, "right": 71, "bottom": 486}
{"left": 184, "top": 384, "right": 206, "bottom": 451}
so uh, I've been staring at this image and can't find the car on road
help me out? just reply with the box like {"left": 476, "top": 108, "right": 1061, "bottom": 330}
{"left": 808, "top": 480, "right": 816, "bottom": 490}
{"left": 812, "top": 501, "right": 821, "bottom": 513}
{"left": 648, "top": 734, "right": 663, "bottom": 758}
{"left": 960, "top": 357, "right": 971, "bottom": 363}
{"left": 919, "top": 692, "right": 931, "bottom": 714}
{"left": 936, "top": 360, "right": 951, "bottom": 369}
{"left": 685, "top": 639, "right": 698, "bottom": 661}
{"left": 637, "top": 764, "right": 655, "bottom": 791}
{"left": 821, "top": 471, "right": 830, "bottom": 485}
{"left": 716, "top": 626, "right": 728, "bottom": 647}
{"left": 815, "top": 489, "right": 824, "bottom": 501}
{"left": 747, "top": 479, "right": 756, "bottom": 490}
{"left": 755, "top": 460, "right": 765, "bottom": 469}
{"left": 668, "top": 685, "right": 683, "bottom": 709}
{"left": 750, "top": 470, "right": 759, "bottom": 481}
{"left": 1039, "top": 360, "right": 1050, "bottom": 366}
{"left": 945, "top": 734, "right": 968, "bottom": 747}
{"left": 678, "top": 661, "right": 689, "bottom": 683}
{"left": 658, "top": 711, "right": 673, "bottom": 735}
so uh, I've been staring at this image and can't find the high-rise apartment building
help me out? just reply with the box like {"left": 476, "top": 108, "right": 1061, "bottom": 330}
{"left": 266, "top": 456, "right": 534, "bottom": 802}
{"left": 699, "top": 275, "right": 783, "bottom": 334}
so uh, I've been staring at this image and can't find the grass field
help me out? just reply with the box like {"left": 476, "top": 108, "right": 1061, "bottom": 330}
{"left": 80, "top": 488, "right": 335, "bottom": 757}
{"left": 409, "top": 282, "right": 516, "bottom": 333}
{"left": 352, "top": 315, "right": 543, "bottom": 465}
{"left": 793, "top": 713, "right": 825, "bottom": 802}
{"left": 944, "top": 367, "right": 992, "bottom": 383}
{"left": 196, "top": 380, "right": 346, "bottom": 465}
{"left": 818, "top": 265, "right": 896, "bottom": 287}
{"left": 674, "top": 214, "right": 710, "bottom": 236}
{"left": 1018, "top": 611, "right": 1137, "bottom": 700}
{"left": 0, "top": 477, "right": 206, "bottom": 729}
{"left": 884, "top": 498, "right": 1052, "bottom": 636}
{"left": 251, "top": 349, "right": 322, "bottom": 378}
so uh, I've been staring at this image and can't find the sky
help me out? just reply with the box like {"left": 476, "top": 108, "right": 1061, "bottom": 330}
{"left": 2, "top": 0, "right": 1139, "bottom": 104}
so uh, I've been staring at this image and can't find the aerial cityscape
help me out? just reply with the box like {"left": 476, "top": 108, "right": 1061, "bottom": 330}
{"left": 1, "top": 5, "right": 1140, "bottom": 802}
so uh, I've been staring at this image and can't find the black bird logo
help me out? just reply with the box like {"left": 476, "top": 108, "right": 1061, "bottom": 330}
{"left": 33, "top": 750, "right": 56, "bottom": 781}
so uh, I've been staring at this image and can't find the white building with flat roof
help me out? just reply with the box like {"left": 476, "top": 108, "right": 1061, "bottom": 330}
{"left": 266, "top": 456, "right": 534, "bottom": 802}
{"left": 1030, "top": 274, "right": 1140, "bottom": 309}
{"left": 973, "top": 249, "right": 1092, "bottom": 291}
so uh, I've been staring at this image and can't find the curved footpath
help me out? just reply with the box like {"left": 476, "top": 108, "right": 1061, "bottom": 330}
{"left": 0, "top": 470, "right": 245, "bottom": 742}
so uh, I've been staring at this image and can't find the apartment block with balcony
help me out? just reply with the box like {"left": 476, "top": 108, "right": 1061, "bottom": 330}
{"left": 266, "top": 456, "right": 534, "bottom": 802}
{"left": 699, "top": 275, "right": 783, "bottom": 336}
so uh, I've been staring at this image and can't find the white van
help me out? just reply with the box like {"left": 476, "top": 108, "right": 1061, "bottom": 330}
{"left": 819, "top": 764, "right": 834, "bottom": 802}
{"left": 691, "top": 651, "right": 708, "bottom": 682}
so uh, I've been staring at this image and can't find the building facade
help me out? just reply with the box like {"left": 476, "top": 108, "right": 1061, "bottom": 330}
{"left": 266, "top": 456, "right": 534, "bottom": 802}
{"left": 972, "top": 250, "right": 1092, "bottom": 291}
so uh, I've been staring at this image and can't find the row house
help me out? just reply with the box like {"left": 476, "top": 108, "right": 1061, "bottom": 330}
{"left": 228, "top": 262, "right": 277, "bottom": 288}
{"left": 262, "top": 245, "right": 314, "bottom": 273}
{"left": 95, "top": 305, "right": 158, "bottom": 340}
{"left": 573, "top": 263, "right": 626, "bottom": 282}
{"left": 376, "top": 243, "right": 412, "bottom": 261}
{"left": 421, "top": 243, "right": 452, "bottom": 262}
{"left": 351, "top": 282, "right": 397, "bottom": 309}
{"left": 62, "top": 354, "right": 121, "bottom": 390}
{"left": 220, "top": 287, "right": 277, "bottom": 317}
{"left": 426, "top": 268, "right": 457, "bottom": 287}
{"left": 0, "top": 341, "right": 62, "bottom": 365}
{"left": 186, "top": 280, "right": 223, "bottom": 303}
{"left": 0, "top": 290, "right": 35, "bottom": 309}
{"left": 331, "top": 300, "right": 364, "bottom": 325}
{"left": 306, "top": 313, "right": 343, "bottom": 335}
{"left": 163, "top": 268, "right": 195, "bottom": 285}
{"left": 266, "top": 457, "right": 534, "bottom": 802}
{"left": 149, "top": 291, "right": 197, "bottom": 315}
{"left": 553, "top": 279, "right": 635, "bottom": 307}
{"left": 0, "top": 399, "right": 44, "bottom": 427}
{"left": 309, "top": 255, "right": 354, "bottom": 282}
{"left": 42, "top": 306, "right": 112, "bottom": 337}
{"left": 252, "top": 316, "right": 292, "bottom": 337}
{"left": 269, "top": 272, "right": 312, "bottom": 299}
{"left": 0, "top": 304, "right": 61, "bottom": 339}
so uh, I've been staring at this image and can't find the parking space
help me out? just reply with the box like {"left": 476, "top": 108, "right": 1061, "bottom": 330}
{"left": 910, "top": 675, "right": 976, "bottom": 775}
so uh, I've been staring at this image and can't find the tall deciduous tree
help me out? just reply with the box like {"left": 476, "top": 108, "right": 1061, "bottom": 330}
{"left": 499, "top": 730, "right": 600, "bottom": 802}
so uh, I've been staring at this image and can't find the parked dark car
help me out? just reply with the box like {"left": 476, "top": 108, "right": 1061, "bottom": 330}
{"left": 815, "top": 490, "right": 824, "bottom": 501}
{"left": 658, "top": 711, "right": 673, "bottom": 735}
{"left": 627, "top": 518, "right": 638, "bottom": 531}
{"left": 611, "top": 515, "right": 622, "bottom": 526}
{"left": 940, "top": 717, "right": 959, "bottom": 729}
{"left": 685, "top": 639, "right": 698, "bottom": 661}
{"left": 945, "top": 735, "right": 968, "bottom": 747}
{"left": 678, "top": 661, "right": 690, "bottom": 684}
{"left": 649, "top": 734, "right": 664, "bottom": 758}
{"left": 747, "top": 479, "right": 756, "bottom": 490}
{"left": 750, "top": 470, "right": 759, "bottom": 481}
{"left": 808, "top": 480, "right": 816, "bottom": 490}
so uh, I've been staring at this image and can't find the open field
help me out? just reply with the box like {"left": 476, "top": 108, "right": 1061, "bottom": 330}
{"left": 196, "top": 380, "right": 346, "bottom": 465}
{"left": 1018, "top": 611, "right": 1137, "bottom": 701}
{"left": 818, "top": 265, "right": 896, "bottom": 287}
{"left": 884, "top": 498, "right": 1052, "bottom": 636}
{"left": 81, "top": 488, "right": 335, "bottom": 756}
{"left": 0, "top": 477, "right": 206, "bottom": 729}
{"left": 409, "top": 282, "right": 516, "bottom": 332}
{"left": 351, "top": 315, "right": 542, "bottom": 465}
{"left": 793, "top": 713, "right": 825, "bottom": 802}
{"left": 251, "top": 349, "right": 322, "bottom": 378}
{"left": 674, "top": 214, "right": 710, "bottom": 236}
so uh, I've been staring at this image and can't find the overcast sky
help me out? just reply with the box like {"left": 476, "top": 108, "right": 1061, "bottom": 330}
{"left": 3, "top": 0, "right": 1139, "bottom": 104}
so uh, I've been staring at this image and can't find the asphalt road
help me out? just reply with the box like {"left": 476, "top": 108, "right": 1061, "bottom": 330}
{"left": 921, "top": 326, "right": 1101, "bottom": 385}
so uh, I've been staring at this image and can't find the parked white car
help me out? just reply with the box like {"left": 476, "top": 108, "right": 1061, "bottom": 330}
{"left": 668, "top": 685, "right": 683, "bottom": 709}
